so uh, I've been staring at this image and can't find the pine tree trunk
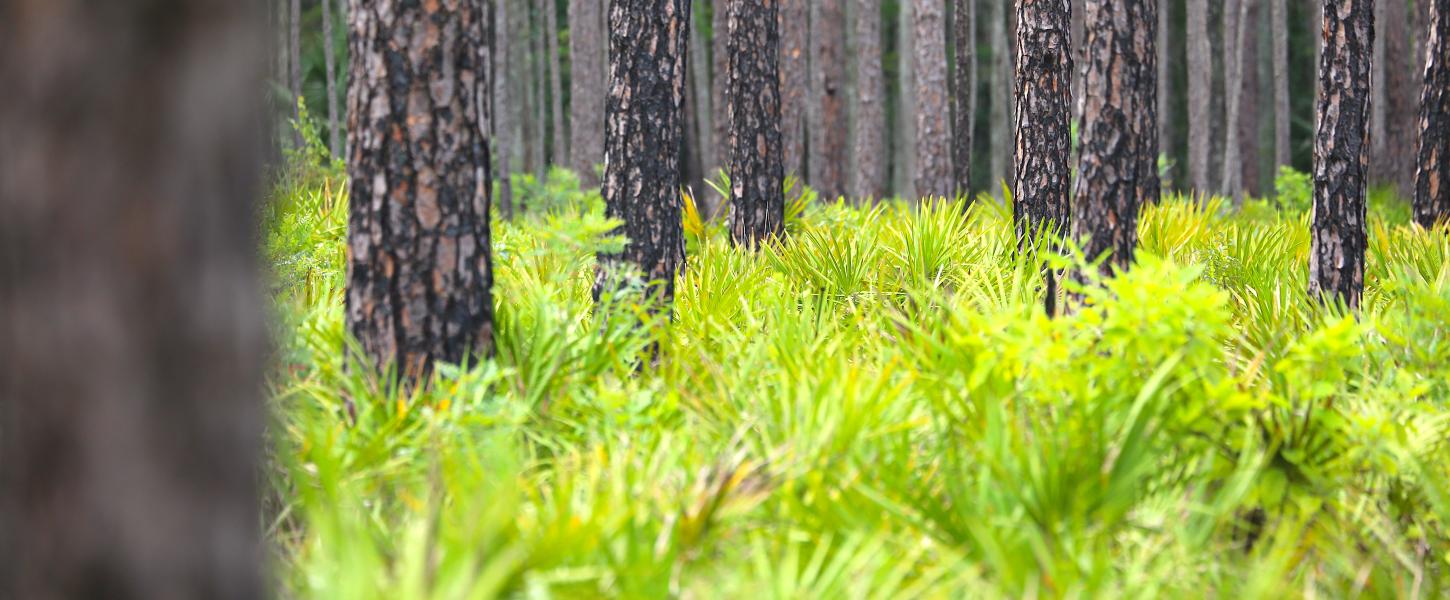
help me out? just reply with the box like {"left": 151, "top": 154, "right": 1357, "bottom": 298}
{"left": 1309, "top": 0, "right": 1373, "bottom": 309}
{"left": 323, "top": 0, "right": 342, "bottom": 158}
{"left": 913, "top": 0, "right": 952, "bottom": 199}
{"left": 1014, "top": 0, "right": 1073, "bottom": 315}
{"left": 547, "top": 0, "right": 568, "bottom": 165}
{"left": 714, "top": 0, "right": 731, "bottom": 178}
{"left": 898, "top": 0, "right": 919, "bottom": 196}
{"left": 1157, "top": 0, "right": 1174, "bottom": 188}
{"left": 595, "top": 0, "right": 690, "bottom": 306}
{"left": 0, "top": 2, "right": 266, "bottom": 597}
{"left": 496, "top": 0, "right": 517, "bottom": 218}
{"left": 811, "top": 0, "right": 848, "bottom": 200}
{"left": 727, "top": 0, "right": 786, "bottom": 246}
{"left": 953, "top": 0, "right": 977, "bottom": 200}
{"left": 1239, "top": 0, "right": 1263, "bottom": 196}
{"left": 853, "top": 0, "right": 888, "bottom": 201}
{"left": 531, "top": 3, "right": 549, "bottom": 173}
{"left": 569, "top": 0, "right": 607, "bottom": 187}
{"left": 691, "top": 6, "right": 718, "bottom": 183}
{"left": 1222, "top": 0, "right": 1253, "bottom": 203}
{"left": 990, "top": 0, "right": 1013, "bottom": 191}
{"left": 1273, "top": 0, "right": 1292, "bottom": 169}
{"left": 346, "top": 0, "right": 496, "bottom": 376}
{"left": 1074, "top": 0, "right": 1155, "bottom": 276}
{"left": 1383, "top": 0, "right": 1415, "bottom": 198}
{"left": 289, "top": 0, "right": 302, "bottom": 106}
{"left": 780, "top": 0, "right": 811, "bottom": 179}
{"left": 1414, "top": 0, "right": 1450, "bottom": 227}
{"left": 1187, "top": 0, "right": 1212, "bottom": 193}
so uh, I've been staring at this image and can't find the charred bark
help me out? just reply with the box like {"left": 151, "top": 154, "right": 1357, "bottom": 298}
{"left": 914, "top": 0, "right": 953, "bottom": 199}
{"left": 594, "top": 0, "right": 690, "bottom": 307}
{"left": 1014, "top": 0, "right": 1074, "bottom": 315}
{"left": 727, "top": 0, "right": 786, "bottom": 247}
{"left": 346, "top": 0, "right": 496, "bottom": 376}
{"left": 1073, "top": 0, "right": 1157, "bottom": 276}
{"left": 0, "top": 1, "right": 266, "bottom": 597}
{"left": 1415, "top": 0, "right": 1450, "bottom": 227}
{"left": 1309, "top": 0, "right": 1373, "bottom": 309}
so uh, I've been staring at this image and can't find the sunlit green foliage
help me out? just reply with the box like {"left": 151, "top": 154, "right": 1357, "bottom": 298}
{"left": 265, "top": 153, "right": 1450, "bottom": 598}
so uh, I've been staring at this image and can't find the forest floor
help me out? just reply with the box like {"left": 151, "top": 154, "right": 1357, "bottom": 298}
{"left": 263, "top": 148, "right": 1450, "bottom": 597}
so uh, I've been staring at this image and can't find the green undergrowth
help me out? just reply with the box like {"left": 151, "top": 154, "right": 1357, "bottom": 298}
{"left": 264, "top": 151, "right": 1450, "bottom": 598}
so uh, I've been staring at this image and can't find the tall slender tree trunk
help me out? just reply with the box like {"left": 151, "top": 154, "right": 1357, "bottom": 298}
{"left": 1074, "top": 0, "right": 1155, "bottom": 276}
{"left": 346, "top": 0, "right": 496, "bottom": 376}
{"left": 595, "top": 0, "right": 690, "bottom": 307}
{"left": 1222, "top": 0, "right": 1253, "bottom": 203}
{"left": 1186, "top": 0, "right": 1212, "bottom": 193}
{"left": 1273, "top": 0, "right": 1292, "bottom": 170}
{"left": 496, "top": 0, "right": 517, "bottom": 218}
{"left": 570, "top": 0, "right": 607, "bottom": 186}
{"left": 990, "top": 0, "right": 1013, "bottom": 191}
{"left": 811, "top": 0, "right": 848, "bottom": 200}
{"left": 780, "top": 0, "right": 810, "bottom": 179}
{"left": 1382, "top": 0, "right": 1415, "bottom": 198}
{"left": 727, "top": 0, "right": 786, "bottom": 246}
{"left": 953, "top": 0, "right": 977, "bottom": 199}
{"left": 1372, "top": 0, "right": 1387, "bottom": 177}
{"left": 546, "top": 0, "right": 568, "bottom": 166}
{"left": 1158, "top": 0, "right": 1174, "bottom": 188}
{"left": 323, "top": 0, "right": 342, "bottom": 158}
{"left": 289, "top": 0, "right": 303, "bottom": 147}
{"left": 1015, "top": 0, "right": 1073, "bottom": 315}
{"left": 713, "top": 0, "right": 731, "bottom": 178}
{"left": 0, "top": 1, "right": 266, "bottom": 597}
{"left": 532, "top": 3, "right": 549, "bottom": 173}
{"left": 1414, "top": 0, "right": 1450, "bottom": 227}
{"left": 853, "top": 0, "right": 888, "bottom": 201}
{"left": 691, "top": 5, "right": 719, "bottom": 182}
{"left": 519, "top": 1, "right": 539, "bottom": 176}
{"left": 913, "top": 0, "right": 952, "bottom": 199}
{"left": 1239, "top": 0, "right": 1263, "bottom": 196}
{"left": 898, "top": 0, "right": 919, "bottom": 197}
{"left": 1309, "top": 0, "right": 1373, "bottom": 309}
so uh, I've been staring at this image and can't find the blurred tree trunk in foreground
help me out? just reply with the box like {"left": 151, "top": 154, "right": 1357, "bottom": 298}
{"left": 0, "top": 1, "right": 267, "bottom": 597}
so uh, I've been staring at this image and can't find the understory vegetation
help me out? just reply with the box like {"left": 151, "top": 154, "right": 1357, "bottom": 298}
{"left": 266, "top": 144, "right": 1450, "bottom": 597}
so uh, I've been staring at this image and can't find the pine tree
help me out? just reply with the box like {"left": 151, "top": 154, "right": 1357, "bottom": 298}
{"left": 594, "top": 0, "right": 691, "bottom": 307}
{"left": 913, "top": 0, "right": 952, "bottom": 199}
{"left": 780, "top": 0, "right": 811, "bottom": 179}
{"left": 1187, "top": 0, "right": 1212, "bottom": 192}
{"left": 726, "top": 0, "right": 786, "bottom": 246}
{"left": 853, "top": 0, "right": 888, "bottom": 201}
{"left": 1074, "top": 0, "right": 1157, "bottom": 276}
{"left": 810, "top": 0, "right": 847, "bottom": 200}
{"left": 1014, "top": 0, "right": 1073, "bottom": 315}
{"left": 1415, "top": 0, "right": 1450, "bottom": 227}
{"left": 1309, "top": 0, "right": 1373, "bottom": 309}
{"left": 346, "top": 0, "right": 496, "bottom": 375}
{"left": 569, "top": 0, "right": 606, "bottom": 187}
{"left": 953, "top": 0, "right": 977, "bottom": 200}
{"left": 0, "top": 1, "right": 266, "bottom": 596}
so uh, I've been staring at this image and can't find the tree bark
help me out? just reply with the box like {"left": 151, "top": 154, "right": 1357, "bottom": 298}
{"left": 323, "top": 0, "right": 342, "bottom": 158}
{"left": 1239, "top": 0, "right": 1263, "bottom": 196}
{"left": 546, "top": 0, "right": 568, "bottom": 166}
{"left": 1157, "top": 0, "right": 1174, "bottom": 187}
{"left": 1074, "top": 0, "right": 1156, "bottom": 276}
{"left": 953, "top": 0, "right": 977, "bottom": 200}
{"left": 810, "top": 0, "right": 848, "bottom": 200}
{"left": 1222, "top": 0, "right": 1253, "bottom": 203}
{"left": 570, "top": 0, "right": 607, "bottom": 187}
{"left": 780, "top": 0, "right": 811, "bottom": 179}
{"left": 496, "top": 0, "right": 517, "bottom": 218}
{"left": 346, "top": 0, "right": 496, "bottom": 376}
{"left": 714, "top": 0, "right": 731, "bottom": 179}
{"left": 853, "top": 0, "right": 888, "bottom": 201}
{"left": 1273, "top": 0, "right": 1292, "bottom": 170}
{"left": 0, "top": 1, "right": 266, "bottom": 597}
{"left": 727, "top": 0, "right": 786, "bottom": 246}
{"left": 1309, "top": 0, "right": 1373, "bottom": 310}
{"left": 913, "top": 0, "right": 953, "bottom": 199}
{"left": 595, "top": 0, "right": 690, "bottom": 307}
{"left": 691, "top": 5, "right": 719, "bottom": 183}
{"left": 531, "top": 2, "right": 549, "bottom": 174}
{"left": 990, "top": 0, "right": 1013, "bottom": 191}
{"left": 1187, "top": 0, "right": 1212, "bottom": 193}
{"left": 1382, "top": 0, "right": 1415, "bottom": 198}
{"left": 1415, "top": 0, "right": 1450, "bottom": 227}
{"left": 1014, "top": 0, "right": 1073, "bottom": 315}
